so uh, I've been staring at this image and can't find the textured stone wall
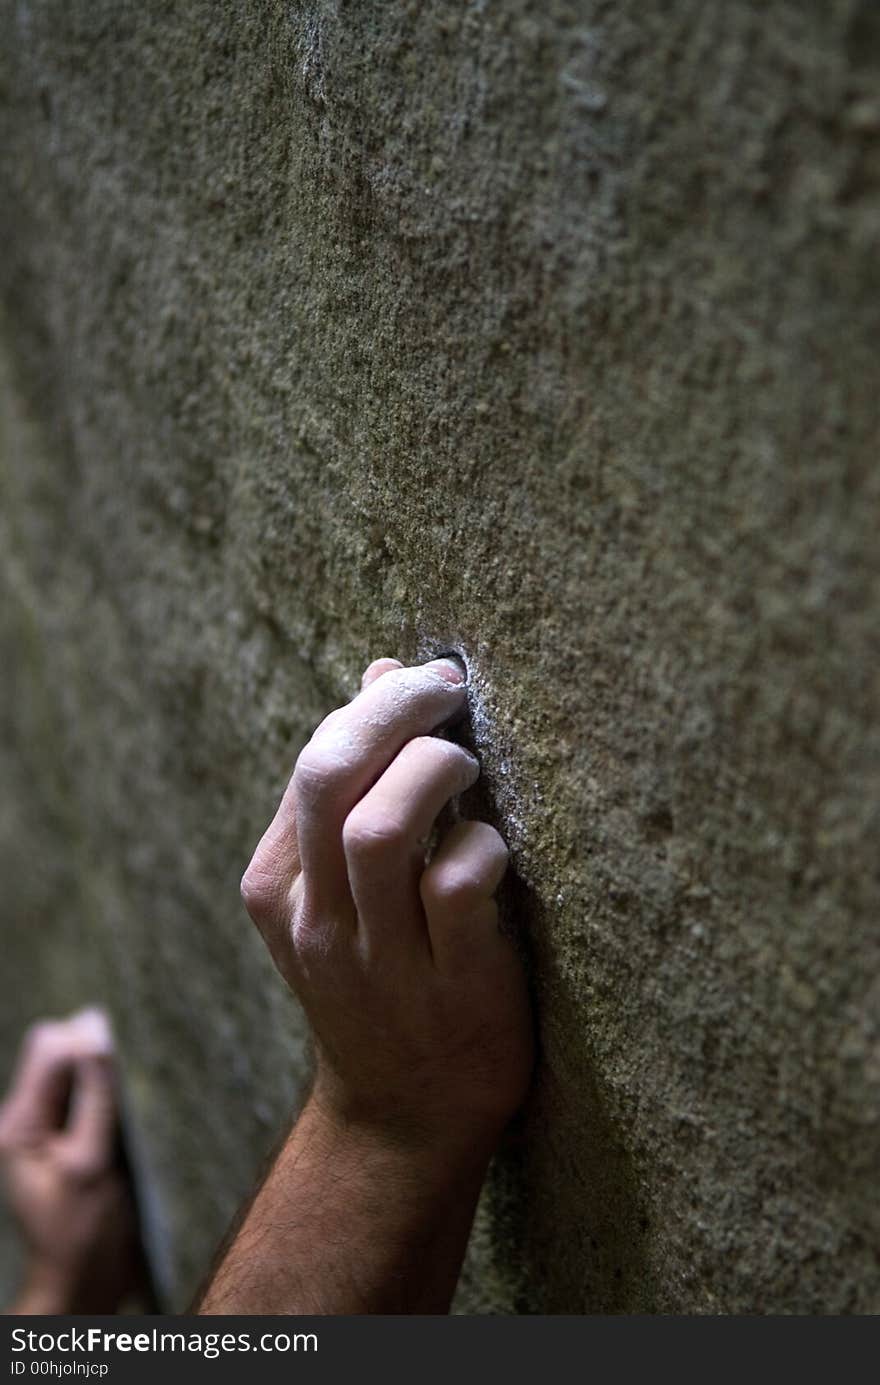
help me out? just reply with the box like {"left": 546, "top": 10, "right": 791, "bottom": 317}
{"left": 1, "top": 1, "right": 878, "bottom": 1312}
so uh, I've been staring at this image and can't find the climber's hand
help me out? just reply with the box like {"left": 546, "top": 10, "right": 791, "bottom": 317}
{"left": 240, "top": 656, "right": 533, "bottom": 1161}
{"left": 0, "top": 1010, "right": 139, "bottom": 1314}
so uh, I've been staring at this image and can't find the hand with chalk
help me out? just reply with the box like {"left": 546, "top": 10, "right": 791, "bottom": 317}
{"left": 0, "top": 1009, "right": 140, "bottom": 1315}
{"left": 199, "top": 655, "right": 534, "bottom": 1315}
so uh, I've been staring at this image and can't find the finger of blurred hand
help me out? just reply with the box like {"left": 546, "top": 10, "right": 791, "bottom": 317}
{"left": 292, "top": 658, "right": 468, "bottom": 914}
{"left": 57, "top": 1053, "right": 118, "bottom": 1178}
{"left": 67, "top": 1007, "right": 114, "bottom": 1059}
{"left": 0, "top": 1009, "right": 113, "bottom": 1145}
{"left": 343, "top": 736, "right": 480, "bottom": 954}
{"left": 0, "top": 1022, "right": 75, "bottom": 1143}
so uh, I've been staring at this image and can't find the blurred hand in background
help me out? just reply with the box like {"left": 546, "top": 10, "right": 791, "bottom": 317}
{"left": 0, "top": 1008, "right": 140, "bottom": 1314}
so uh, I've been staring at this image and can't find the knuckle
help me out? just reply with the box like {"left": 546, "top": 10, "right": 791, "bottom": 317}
{"left": 342, "top": 807, "right": 407, "bottom": 856}
{"left": 312, "top": 705, "right": 346, "bottom": 735}
{"left": 240, "top": 860, "right": 283, "bottom": 924}
{"left": 293, "top": 742, "right": 350, "bottom": 801}
{"left": 421, "top": 863, "right": 486, "bottom": 911}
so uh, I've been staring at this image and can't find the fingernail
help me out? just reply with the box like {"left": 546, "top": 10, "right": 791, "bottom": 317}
{"left": 429, "top": 656, "right": 467, "bottom": 685}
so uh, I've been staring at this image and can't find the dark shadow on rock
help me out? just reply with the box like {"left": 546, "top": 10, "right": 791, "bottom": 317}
{"left": 448, "top": 705, "right": 651, "bottom": 1311}
{"left": 481, "top": 868, "right": 652, "bottom": 1313}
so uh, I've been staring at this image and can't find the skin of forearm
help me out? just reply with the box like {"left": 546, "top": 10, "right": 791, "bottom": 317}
{"left": 197, "top": 1096, "right": 493, "bottom": 1315}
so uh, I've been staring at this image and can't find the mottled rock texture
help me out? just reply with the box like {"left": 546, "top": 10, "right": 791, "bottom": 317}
{"left": 1, "top": 0, "right": 878, "bottom": 1312}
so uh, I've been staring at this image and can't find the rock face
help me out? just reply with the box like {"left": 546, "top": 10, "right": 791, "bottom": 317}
{"left": 1, "top": 0, "right": 878, "bottom": 1313}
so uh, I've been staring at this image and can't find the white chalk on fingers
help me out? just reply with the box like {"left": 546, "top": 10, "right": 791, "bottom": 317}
{"left": 425, "top": 656, "right": 467, "bottom": 686}
{"left": 69, "top": 1007, "right": 114, "bottom": 1054}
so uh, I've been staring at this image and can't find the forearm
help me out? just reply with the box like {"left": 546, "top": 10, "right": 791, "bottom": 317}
{"left": 198, "top": 1097, "right": 491, "bottom": 1315}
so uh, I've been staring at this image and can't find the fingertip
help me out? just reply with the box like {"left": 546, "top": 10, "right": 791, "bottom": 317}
{"left": 70, "top": 1007, "right": 114, "bottom": 1056}
{"left": 459, "top": 744, "right": 481, "bottom": 789}
{"left": 426, "top": 656, "right": 467, "bottom": 687}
